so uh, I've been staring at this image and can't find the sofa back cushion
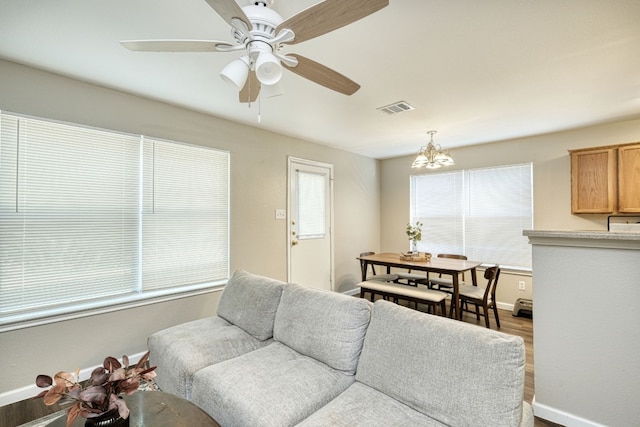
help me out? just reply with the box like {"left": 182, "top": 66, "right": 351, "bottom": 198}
{"left": 216, "top": 270, "right": 285, "bottom": 341}
{"left": 274, "top": 284, "right": 371, "bottom": 374}
{"left": 356, "top": 300, "right": 526, "bottom": 427}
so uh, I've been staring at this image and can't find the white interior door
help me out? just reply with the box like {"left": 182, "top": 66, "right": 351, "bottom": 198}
{"left": 288, "top": 157, "right": 333, "bottom": 290}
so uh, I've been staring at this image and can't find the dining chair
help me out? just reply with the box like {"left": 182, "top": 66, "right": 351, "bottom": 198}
{"left": 396, "top": 253, "right": 432, "bottom": 286}
{"left": 359, "top": 252, "right": 398, "bottom": 282}
{"left": 426, "top": 253, "right": 467, "bottom": 292}
{"left": 455, "top": 265, "right": 501, "bottom": 329}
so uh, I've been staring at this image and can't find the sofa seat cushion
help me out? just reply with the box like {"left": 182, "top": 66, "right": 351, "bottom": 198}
{"left": 191, "top": 342, "right": 355, "bottom": 427}
{"left": 356, "top": 300, "right": 527, "bottom": 427}
{"left": 296, "top": 382, "right": 444, "bottom": 426}
{"left": 148, "top": 316, "right": 268, "bottom": 399}
{"left": 216, "top": 269, "right": 286, "bottom": 341}
{"left": 274, "top": 283, "right": 372, "bottom": 374}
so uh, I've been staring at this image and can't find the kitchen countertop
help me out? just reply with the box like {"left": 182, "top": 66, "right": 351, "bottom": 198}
{"left": 523, "top": 229, "right": 640, "bottom": 249}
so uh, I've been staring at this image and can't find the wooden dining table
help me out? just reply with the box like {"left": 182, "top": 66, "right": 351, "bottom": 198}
{"left": 357, "top": 252, "right": 482, "bottom": 320}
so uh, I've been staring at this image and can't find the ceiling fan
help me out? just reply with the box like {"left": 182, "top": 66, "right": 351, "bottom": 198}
{"left": 121, "top": 0, "right": 388, "bottom": 102}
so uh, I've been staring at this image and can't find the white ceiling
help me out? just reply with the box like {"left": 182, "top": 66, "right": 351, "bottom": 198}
{"left": 1, "top": 0, "right": 640, "bottom": 159}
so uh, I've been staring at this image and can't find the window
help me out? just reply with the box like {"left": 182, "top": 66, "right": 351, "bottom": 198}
{"left": 410, "top": 163, "right": 533, "bottom": 270}
{"left": 142, "top": 137, "right": 229, "bottom": 290}
{"left": 295, "top": 170, "right": 326, "bottom": 239}
{"left": 0, "top": 113, "right": 229, "bottom": 329}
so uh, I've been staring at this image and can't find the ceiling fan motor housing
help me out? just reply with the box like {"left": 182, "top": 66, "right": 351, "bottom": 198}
{"left": 232, "top": 5, "right": 283, "bottom": 47}
{"left": 232, "top": 4, "right": 285, "bottom": 85}
{"left": 252, "top": 0, "right": 274, "bottom": 7}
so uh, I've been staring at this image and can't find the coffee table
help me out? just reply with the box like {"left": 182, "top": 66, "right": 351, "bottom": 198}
{"left": 26, "top": 391, "right": 220, "bottom": 427}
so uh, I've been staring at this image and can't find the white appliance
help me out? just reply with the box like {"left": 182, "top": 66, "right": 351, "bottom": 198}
{"left": 608, "top": 215, "right": 640, "bottom": 233}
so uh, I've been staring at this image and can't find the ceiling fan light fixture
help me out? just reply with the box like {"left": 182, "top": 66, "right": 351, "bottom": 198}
{"left": 262, "top": 79, "right": 284, "bottom": 98}
{"left": 220, "top": 55, "right": 251, "bottom": 90}
{"left": 255, "top": 51, "right": 282, "bottom": 85}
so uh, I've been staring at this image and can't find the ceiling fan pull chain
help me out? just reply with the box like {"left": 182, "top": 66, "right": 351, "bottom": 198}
{"left": 247, "top": 70, "right": 253, "bottom": 109}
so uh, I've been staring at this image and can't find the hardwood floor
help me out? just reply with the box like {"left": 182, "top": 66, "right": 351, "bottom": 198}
{"left": 0, "top": 397, "right": 68, "bottom": 427}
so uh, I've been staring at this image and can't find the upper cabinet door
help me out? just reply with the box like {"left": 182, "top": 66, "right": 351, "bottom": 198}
{"left": 618, "top": 144, "right": 640, "bottom": 213}
{"left": 571, "top": 148, "right": 617, "bottom": 214}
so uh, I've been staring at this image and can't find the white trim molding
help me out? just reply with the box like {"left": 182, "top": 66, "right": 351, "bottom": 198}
{"left": 533, "top": 400, "right": 608, "bottom": 427}
{"left": 524, "top": 229, "right": 640, "bottom": 250}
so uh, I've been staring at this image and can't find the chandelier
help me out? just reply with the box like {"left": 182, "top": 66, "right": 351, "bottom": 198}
{"left": 411, "top": 130, "right": 454, "bottom": 169}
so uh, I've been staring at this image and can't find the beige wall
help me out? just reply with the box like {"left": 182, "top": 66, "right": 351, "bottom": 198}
{"left": 380, "top": 118, "right": 640, "bottom": 308}
{"left": 2, "top": 56, "right": 640, "bottom": 402}
{"left": 526, "top": 233, "right": 640, "bottom": 426}
{"left": 0, "top": 59, "right": 380, "bottom": 396}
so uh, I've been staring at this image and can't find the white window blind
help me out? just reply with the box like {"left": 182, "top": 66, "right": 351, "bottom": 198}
{"left": 0, "top": 113, "right": 229, "bottom": 327}
{"left": 142, "top": 138, "right": 229, "bottom": 289}
{"left": 410, "top": 163, "right": 533, "bottom": 270}
{"left": 296, "top": 170, "right": 326, "bottom": 239}
{"left": 0, "top": 115, "right": 140, "bottom": 315}
{"left": 465, "top": 165, "right": 533, "bottom": 269}
{"left": 411, "top": 171, "right": 464, "bottom": 255}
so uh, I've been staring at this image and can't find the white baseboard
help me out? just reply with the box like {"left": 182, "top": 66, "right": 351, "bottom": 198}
{"left": 0, "top": 351, "right": 147, "bottom": 407}
{"left": 497, "top": 301, "right": 514, "bottom": 312}
{"left": 533, "top": 399, "right": 607, "bottom": 427}
{"left": 343, "top": 288, "right": 360, "bottom": 296}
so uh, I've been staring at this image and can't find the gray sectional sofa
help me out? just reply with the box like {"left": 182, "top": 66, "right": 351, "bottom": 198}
{"left": 148, "top": 270, "right": 534, "bottom": 426}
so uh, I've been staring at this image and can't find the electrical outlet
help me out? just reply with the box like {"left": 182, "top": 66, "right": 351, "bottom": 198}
{"left": 518, "top": 281, "right": 526, "bottom": 291}
{"left": 275, "top": 209, "right": 286, "bottom": 220}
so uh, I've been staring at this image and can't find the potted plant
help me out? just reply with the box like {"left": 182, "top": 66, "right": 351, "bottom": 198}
{"left": 35, "top": 351, "right": 157, "bottom": 427}
{"left": 406, "top": 221, "right": 423, "bottom": 254}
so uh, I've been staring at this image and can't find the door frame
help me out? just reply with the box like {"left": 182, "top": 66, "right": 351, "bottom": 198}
{"left": 286, "top": 156, "right": 335, "bottom": 290}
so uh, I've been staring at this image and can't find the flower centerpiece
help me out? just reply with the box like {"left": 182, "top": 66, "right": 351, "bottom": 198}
{"left": 35, "top": 351, "right": 157, "bottom": 427}
{"left": 406, "top": 221, "right": 423, "bottom": 254}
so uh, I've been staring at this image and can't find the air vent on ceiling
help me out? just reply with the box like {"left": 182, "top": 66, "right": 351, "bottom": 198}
{"left": 377, "top": 101, "right": 415, "bottom": 115}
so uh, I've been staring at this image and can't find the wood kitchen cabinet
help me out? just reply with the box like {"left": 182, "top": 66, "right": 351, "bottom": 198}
{"left": 618, "top": 143, "right": 640, "bottom": 213}
{"left": 570, "top": 142, "right": 640, "bottom": 214}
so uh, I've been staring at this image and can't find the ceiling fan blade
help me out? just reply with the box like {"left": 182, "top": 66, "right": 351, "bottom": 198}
{"left": 121, "top": 39, "right": 235, "bottom": 52}
{"left": 277, "top": 0, "right": 388, "bottom": 45}
{"left": 205, "top": 0, "right": 252, "bottom": 35}
{"left": 282, "top": 54, "right": 360, "bottom": 95}
{"left": 239, "top": 71, "right": 260, "bottom": 103}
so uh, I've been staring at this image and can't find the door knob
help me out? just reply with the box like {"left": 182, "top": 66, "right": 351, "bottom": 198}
{"left": 291, "top": 240, "right": 298, "bottom": 246}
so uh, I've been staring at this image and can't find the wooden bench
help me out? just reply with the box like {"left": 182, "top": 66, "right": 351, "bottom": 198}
{"left": 359, "top": 280, "right": 449, "bottom": 316}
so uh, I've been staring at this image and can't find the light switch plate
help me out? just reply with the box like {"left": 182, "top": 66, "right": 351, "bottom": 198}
{"left": 275, "top": 209, "right": 286, "bottom": 220}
